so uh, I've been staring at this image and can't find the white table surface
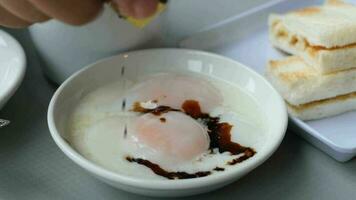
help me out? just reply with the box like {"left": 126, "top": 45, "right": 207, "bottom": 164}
{"left": 0, "top": 29, "right": 355, "bottom": 200}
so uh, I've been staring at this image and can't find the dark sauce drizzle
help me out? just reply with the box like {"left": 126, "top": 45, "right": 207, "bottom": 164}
{"left": 132, "top": 102, "right": 179, "bottom": 116}
{"left": 181, "top": 100, "right": 256, "bottom": 159}
{"left": 126, "top": 100, "right": 256, "bottom": 179}
{"left": 126, "top": 157, "right": 211, "bottom": 180}
{"left": 213, "top": 167, "right": 225, "bottom": 171}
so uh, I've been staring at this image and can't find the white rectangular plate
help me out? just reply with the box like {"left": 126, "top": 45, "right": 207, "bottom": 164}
{"left": 180, "top": 0, "right": 356, "bottom": 161}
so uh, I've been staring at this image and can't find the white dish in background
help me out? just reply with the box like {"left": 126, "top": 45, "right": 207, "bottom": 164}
{"left": 29, "top": 4, "right": 165, "bottom": 85}
{"left": 47, "top": 49, "right": 287, "bottom": 197}
{"left": 0, "top": 30, "right": 26, "bottom": 110}
{"left": 180, "top": 0, "right": 356, "bottom": 162}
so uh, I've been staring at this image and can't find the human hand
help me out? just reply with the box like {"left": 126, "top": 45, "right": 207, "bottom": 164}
{"left": 0, "top": 0, "right": 159, "bottom": 28}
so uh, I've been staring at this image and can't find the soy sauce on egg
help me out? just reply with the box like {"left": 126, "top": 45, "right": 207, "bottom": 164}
{"left": 125, "top": 99, "right": 256, "bottom": 179}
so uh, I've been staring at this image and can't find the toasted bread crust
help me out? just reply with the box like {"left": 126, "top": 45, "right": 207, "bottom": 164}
{"left": 266, "top": 56, "right": 356, "bottom": 105}
{"left": 270, "top": 0, "right": 356, "bottom": 48}
{"left": 293, "top": 7, "right": 321, "bottom": 16}
{"left": 270, "top": 15, "right": 356, "bottom": 73}
{"left": 289, "top": 91, "right": 356, "bottom": 111}
{"left": 325, "top": 0, "right": 349, "bottom": 6}
{"left": 272, "top": 20, "right": 356, "bottom": 51}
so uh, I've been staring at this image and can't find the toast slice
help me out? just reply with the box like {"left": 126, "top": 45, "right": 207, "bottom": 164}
{"left": 266, "top": 56, "right": 356, "bottom": 105}
{"left": 269, "top": 0, "right": 356, "bottom": 73}
{"left": 288, "top": 91, "right": 356, "bottom": 120}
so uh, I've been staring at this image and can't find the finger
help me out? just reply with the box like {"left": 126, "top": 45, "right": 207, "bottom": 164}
{"left": 0, "top": 0, "right": 50, "bottom": 23}
{"left": 113, "top": 0, "right": 134, "bottom": 17}
{"left": 132, "top": 0, "right": 158, "bottom": 19}
{"left": 28, "top": 0, "right": 103, "bottom": 25}
{"left": 0, "top": 4, "right": 32, "bottom": 28}
{"left": 113, "top": 0, "right": 159, "bottom": 19}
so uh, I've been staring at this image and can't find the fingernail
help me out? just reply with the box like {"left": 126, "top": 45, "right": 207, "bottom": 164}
{"left": 132, "top": 0, "right": 158, "bottom": 19}
{"left": 111, "top": 0, "right": 133, "bottom": 17}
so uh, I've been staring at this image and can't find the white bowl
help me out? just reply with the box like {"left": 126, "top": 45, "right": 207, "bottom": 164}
{"left": 48, "top": 49, "right": 287, "bottom": 197}
{"left": 0, "top": 30, "right": 26, "bottom": 110}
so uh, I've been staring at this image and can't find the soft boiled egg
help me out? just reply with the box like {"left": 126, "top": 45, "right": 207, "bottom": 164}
{"left": 122, "top": 111, "right": 210, "bottom": 168}
{"left": 126, "top": 73, "right": 223, "bottom": 113}
{"left": 68, "top": 72, "right": 262, "bottom": 179}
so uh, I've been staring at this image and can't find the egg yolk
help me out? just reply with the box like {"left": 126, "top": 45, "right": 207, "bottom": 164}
{"left": 126, "top": 111, "right": 210, "bottom": 164}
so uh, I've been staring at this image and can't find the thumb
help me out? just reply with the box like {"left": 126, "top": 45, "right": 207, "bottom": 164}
{"left": 111, "top": 0, "right": 159, "bottom": 19}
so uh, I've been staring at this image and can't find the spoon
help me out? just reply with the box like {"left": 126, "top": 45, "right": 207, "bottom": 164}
{"left": 0, "top": 119, "right": 10, "bottom": 128}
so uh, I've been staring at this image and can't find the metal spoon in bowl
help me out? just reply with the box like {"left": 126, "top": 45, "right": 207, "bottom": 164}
{"left": 0, "top": 119, "right": 10, "bottom": 128}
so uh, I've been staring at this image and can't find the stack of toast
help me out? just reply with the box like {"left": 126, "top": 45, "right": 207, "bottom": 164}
{"left": 266, "top": 0, "right": 356, "bottom": 120}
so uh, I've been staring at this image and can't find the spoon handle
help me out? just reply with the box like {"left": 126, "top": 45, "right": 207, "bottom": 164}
{"left": 0, "top": 119, "right": 10, "bottom": 128}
